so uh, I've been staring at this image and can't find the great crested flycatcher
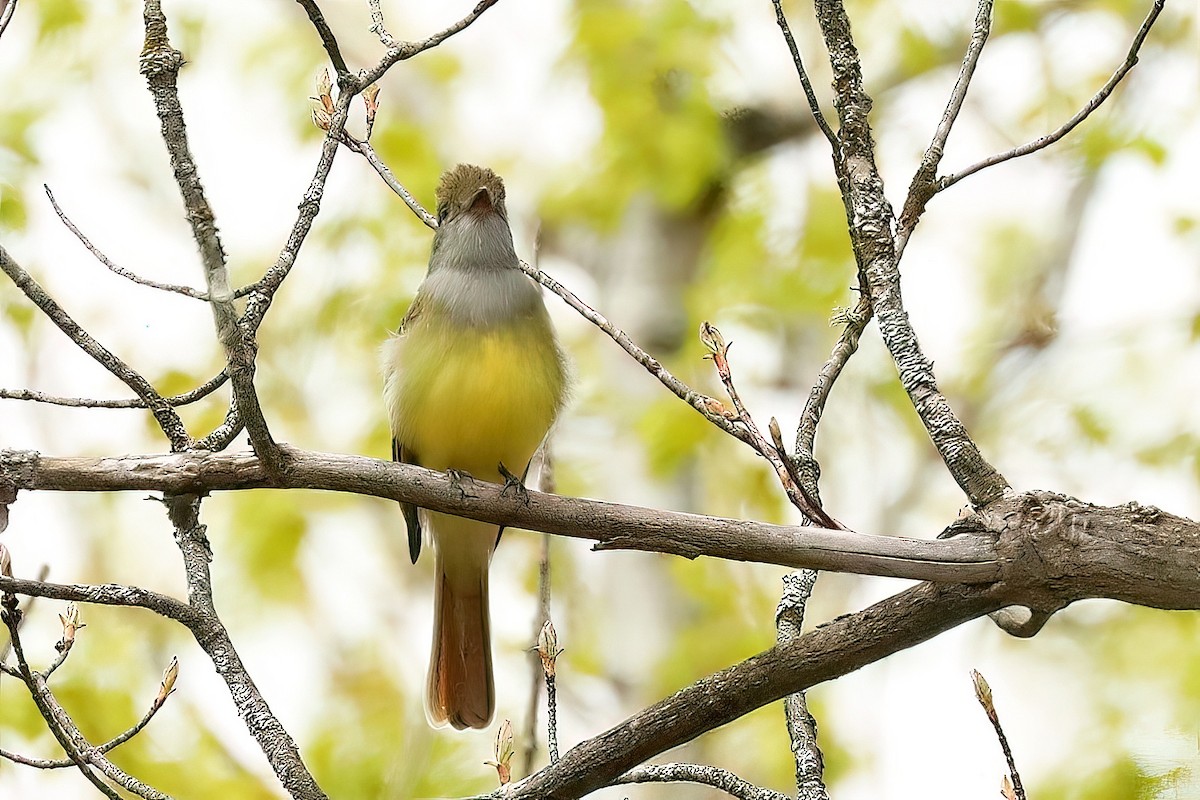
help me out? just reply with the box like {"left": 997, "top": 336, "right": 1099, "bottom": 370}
{"left": 382, "top": 164, "right": 568, "bottom": 730}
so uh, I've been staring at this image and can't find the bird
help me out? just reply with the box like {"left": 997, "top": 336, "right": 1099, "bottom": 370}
{"left": 382, "top": 164, "right": 568, "bottom": 730}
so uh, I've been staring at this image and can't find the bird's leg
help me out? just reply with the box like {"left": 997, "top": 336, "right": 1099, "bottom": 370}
{"left": 497, "top": 462, "right": 529, "bottom": 505}
{"left": 447, "top": 469, "right": 479, "bottom": 500}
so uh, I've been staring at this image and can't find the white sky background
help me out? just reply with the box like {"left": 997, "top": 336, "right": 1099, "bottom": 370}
{"left": 1, "top": 0, "right": 1199, "bottom": 798}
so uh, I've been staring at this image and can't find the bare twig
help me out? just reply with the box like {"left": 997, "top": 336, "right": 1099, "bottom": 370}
{"left": 941, "top": 0, "right": 1164, "bottom": 192}
{"left": 700, "top": 322, "right": 841, "bottom": 529}
{"left": 520, "top": 534, "right": 553, "bottom": 777}
{"left": 367, "top": 0, "right": 397, "bottom": 48}
{"left": 339, "top": 134, "right": 438, "bottom": 229}
{"left": 897, "top": 0, "right": 994, "bottom": 259}
{"left": 775, "top": 571, "right": 829, "bottom": 800}
{"left": 1, "top": 370, "right": 229, "bottom": 409}
{"left": 972, "top": 670, "right": 1026, "bottom": 800}
{"left": 44, "top": 185, "right": 209, "bottom": 300}
{"left": 1, "top": 601, "right": 167, "bottom": 799}
{"left": 616, "top": 763, "right": 788, "bottom": 800}
{"left": 0, "top": 0, "right": 18, "bottom": 41}
{"left": 793, "top": 294, "right": 871, "bottom": 485}
{"left": 294, "top": 0, "right": 349, "bottom": 79}
{"left": 360, "top": 0, "right": 504, "bottom": 86}
{"left": 770, "top": 0, "right": 837, "bottom": 148}
{"left": 141, "top": 0, "right": 281, "bottom": 471}
{"left": 535, "top": 621, "right": 562, "bottom": 765}
{"left": 0, "top": 245, "right": 191, "bottom": 450}
{"left": 0, "top": 655, "right": 178, "bottom": 769}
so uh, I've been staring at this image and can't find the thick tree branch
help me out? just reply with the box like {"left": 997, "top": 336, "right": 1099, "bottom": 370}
{"left": 507, "top": 581, "right": 1002, "bottom": 799}
{"left": 0, "top": 245, "right": 191, "bottom": 450}
{"left": 812, "top": 0, "right": 1009, "bottom": 507}
{"left": 4, "top": 450, "right": 1198, "bottom": 612}
{"left": 0, "top": 447, "right": 999, "bottom": 583}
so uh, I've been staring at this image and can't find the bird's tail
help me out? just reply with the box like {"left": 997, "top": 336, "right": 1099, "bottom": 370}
{"left": 425, "top": 512, "right": 496, "bottom": 730}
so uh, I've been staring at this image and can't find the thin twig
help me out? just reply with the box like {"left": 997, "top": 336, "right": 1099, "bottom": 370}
{"left": 360, "top": 0, "right": 504, "bottom": 86}
{"left": 519, "top": 533, "right": 552, "bottom": 777}
{"left": 615, "top": 763, "right": 789, "bottom": 800}
{"left": 44, "top": 185, "right": 209, "bottom": 300}
{"left": 1, "top": 370, "right": 229, "bottom": 409}
{"left": 793, "top": 294, "right": 871, "bottom": 486}
{"left": 0, "top": 0, "right": 18, "bottom": 41}
{"left": 294, "top": 0, "right": 349, "bottom": 79}
{"left": 700, "top": 323, "right": 841, "bottom": 528}
{"left": 0, "top": 245, "right": 191, "bottom": 450}
{"left": 972, "top": 670, "right": 1026, "bottom": 800}
{"left": 1, "top": 603, "right": 138, "bottom": 798}
{"left": 0, "top": 657, "right": 175, "bottom": 769}
{"left": 940, "top": 0, "right": 1165, "bottom": 191}
{"left": 897, "top": 0, "right": 994, "bottom": 259}
{"left": 775, "top": 571, "right": 829, "bottom": 800}
{"left": 770, "top": 0, "right": 837, "bottom": 148}
{"left": 339, "top": 135, "right": 438, "bottom": 229}
{"left": 367, "top": 0, "right": 397, "bottom": 48}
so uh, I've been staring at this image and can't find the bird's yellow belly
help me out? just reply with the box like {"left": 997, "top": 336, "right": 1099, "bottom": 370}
{"left": 392, "top": 316, "right": 563, "bottom": 481}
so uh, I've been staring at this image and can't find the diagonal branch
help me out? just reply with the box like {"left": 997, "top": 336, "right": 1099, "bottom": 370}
{"left": 140, "top": 0, "right": 280, "bottom": 470}
{"left": 897, "top": 0, "right": 994, "bottom": 258}
{"left": 506, "top": 581, "right": 1001, "bottom": 799}
{"left": 159, "top": 494, "right": 328, "bottom": 800}
{"left": 940, "top": 0, "right": 1165, "bottom": 192}
{"left": 294, "top": 0, "right": 349, "bottom": 79}
{"left": 0, "top": 0, "right": 17, "bottom": 41}
{"left": 793, "top": 293, "right": 870, "bottom": 480}
{"left": 812, "top": 0, "right": 1009, "bottom": 507}
{"left": 0, "top": 245, "right": 191, "bottom": 450}
{"left": 770, "top": 0, "right": 837, "bottom": 148}
{"left": 44, "top": 185, "right": 209, "bottom": 300}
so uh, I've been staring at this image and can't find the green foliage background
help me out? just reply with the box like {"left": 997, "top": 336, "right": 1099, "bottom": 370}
{"left": 1, "top": 0, "right": 1197, "bottom": 798}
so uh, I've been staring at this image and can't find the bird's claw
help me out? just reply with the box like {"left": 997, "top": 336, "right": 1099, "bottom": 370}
{"left": 497, "top": 462, "right": 529, "bottom": 505}
{"left": 447, "top": 469, "right": 479, "bottom": 500}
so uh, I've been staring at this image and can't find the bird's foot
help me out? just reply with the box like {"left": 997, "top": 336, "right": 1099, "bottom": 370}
{"left": 447, "top": 469, "right": 479, "bottom": 500}
{"left": 498, "top": 462, "right": 529, "bottom": 505}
